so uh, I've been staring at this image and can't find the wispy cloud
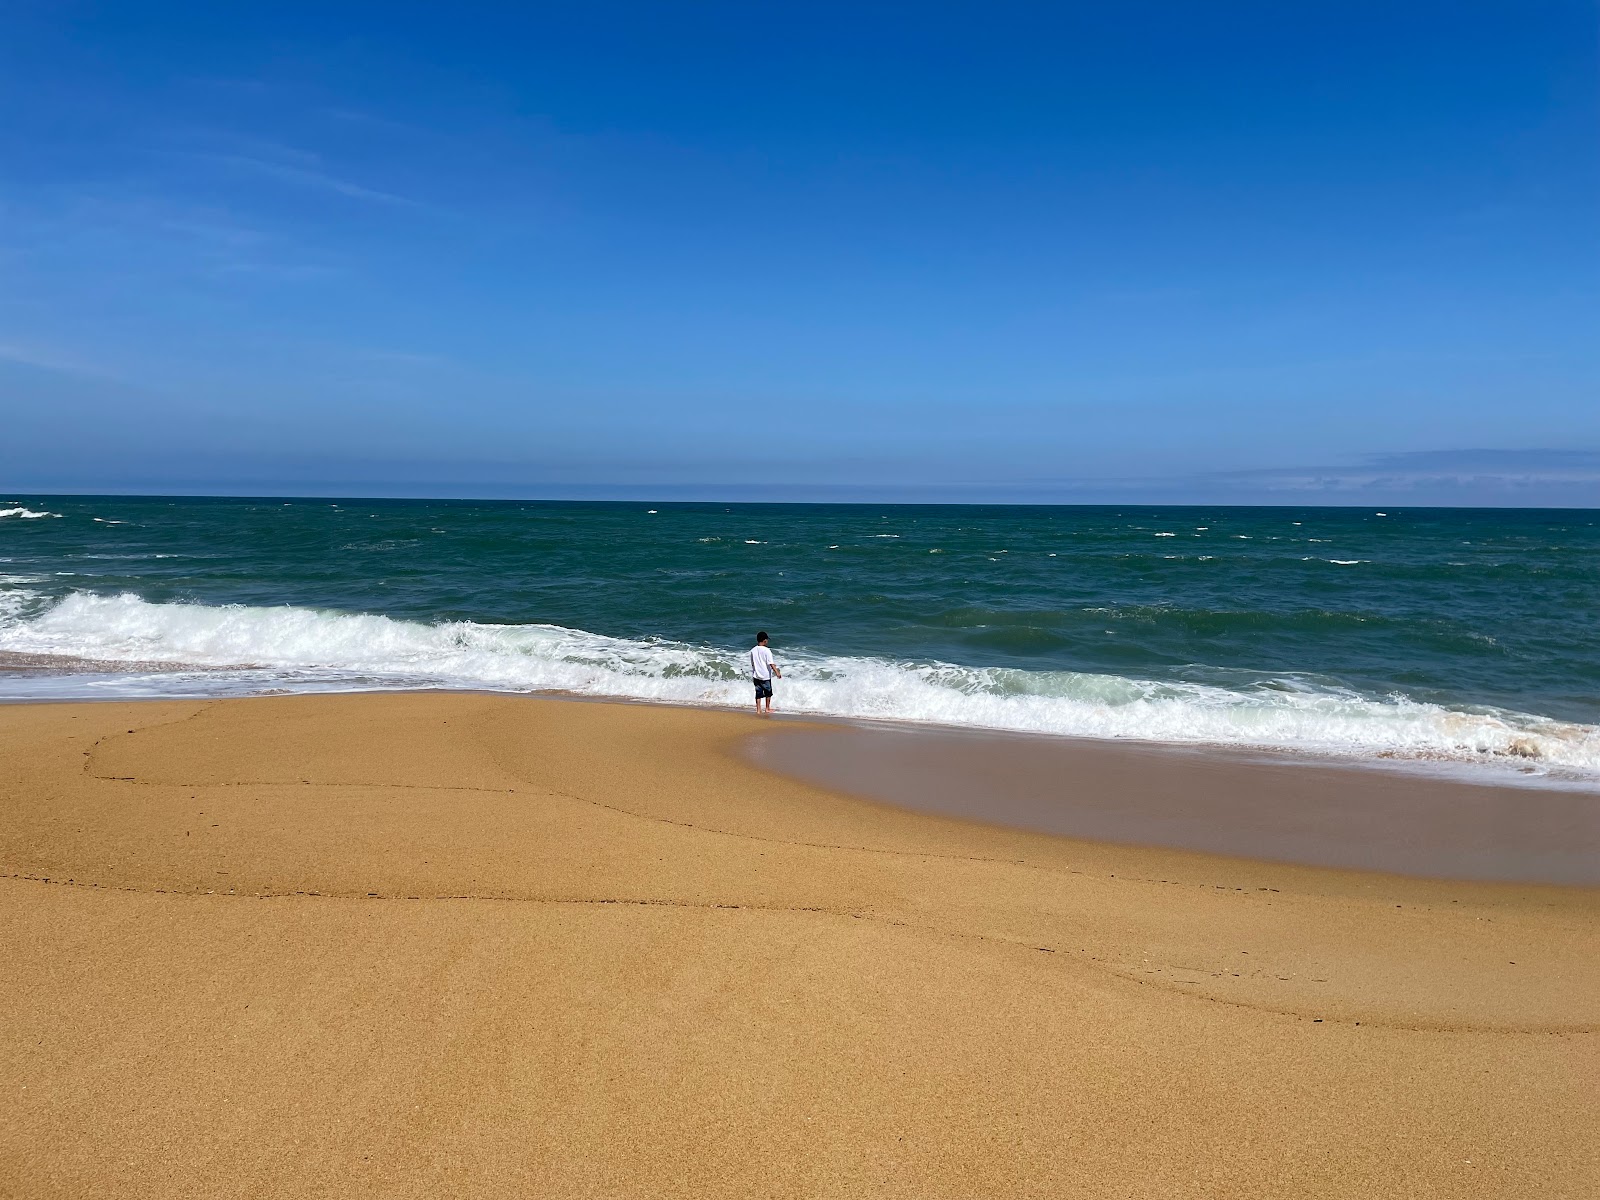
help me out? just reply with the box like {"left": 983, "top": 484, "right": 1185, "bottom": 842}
{"left": 200, "top": 152, "right": 421, "bottom": 208}
{"left": 141, "top": 115, "right": 424, "bottom": 208}
{"left": 0, "top": 342, "right": 71, "bottom": 371}
{"left": 3, "top": 191, "right": 342, "bottom": 282}
{"left": 0, "top": 339, "right": 112, "bottom": 378}
{"left": 322, "top": 106, "right": 420, "bottom": 134}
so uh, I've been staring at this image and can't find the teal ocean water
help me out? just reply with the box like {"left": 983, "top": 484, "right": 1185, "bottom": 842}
{"left": 2, "top": 496, "right": 1597, "bottom": 778}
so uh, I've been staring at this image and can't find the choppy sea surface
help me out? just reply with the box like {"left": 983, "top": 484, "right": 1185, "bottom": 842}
{"left": 2, "top": 496, "right": 1597, "bottom": 781}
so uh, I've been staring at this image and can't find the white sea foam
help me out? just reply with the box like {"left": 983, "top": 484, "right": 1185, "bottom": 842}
{"left": 0, "top": 506, "right": 61, "bottom": 519}
{"left": 1, "top": 589, "right": 1598, "bottom": 777}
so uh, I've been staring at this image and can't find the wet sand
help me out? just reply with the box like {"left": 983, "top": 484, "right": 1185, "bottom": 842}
{"left": 0, "top": 650, "right": 209, "bottom": 676}
{"left": 745, "top": 722, "right": 1600, "bottom": 885}
{"left": 1, "top": 692, "right": 1596, "bottom": 1198}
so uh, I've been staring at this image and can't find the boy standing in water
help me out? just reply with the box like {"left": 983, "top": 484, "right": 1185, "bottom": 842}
{"left": 749, "top": 631, "right": 781, "bottom": 716}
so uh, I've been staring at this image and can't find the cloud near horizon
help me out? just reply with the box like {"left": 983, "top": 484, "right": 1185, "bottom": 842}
{"left": 1190, "top": 449, "right": 1600, "bottom": 504}
{"left": 966, "top": 450, "right": 1600, "bottom": 507}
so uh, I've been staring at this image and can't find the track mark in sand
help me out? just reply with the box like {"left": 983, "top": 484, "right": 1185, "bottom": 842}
{"left": 90, "top": 712, "right": 1301, "bottom": 902}
{"left": 2, "top": 872, "right": 1588, "bottom": 1037}
{"left": 77, "top": 702, "right": 223, "bottom": 786}
{"left": 3, "top": 865, "right": 840, "bottom": 914}
{"left": 532, "top": 780, "right": 1318, "bottom": 909}
{"left": 85, "top": 726, "right": 1079, "bottom": 872}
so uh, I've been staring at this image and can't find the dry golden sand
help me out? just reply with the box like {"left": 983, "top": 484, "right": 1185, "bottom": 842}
{"left": 0, "top": 692, "right": 1596, "bottom": 1198}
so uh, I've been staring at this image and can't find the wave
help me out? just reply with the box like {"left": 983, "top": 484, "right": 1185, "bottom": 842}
{"left": 0, "top": 506, "right": 61, "bottom": 519}
{"left": 1, "top": 590, "right": 1598, "bottom": 776}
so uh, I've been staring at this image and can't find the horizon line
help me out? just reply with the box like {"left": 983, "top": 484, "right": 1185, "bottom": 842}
{"left": 5, "top": 487, "right": 1598, "bottom": 512}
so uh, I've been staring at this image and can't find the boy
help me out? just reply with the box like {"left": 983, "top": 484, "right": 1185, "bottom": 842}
{"left": 749, "top": 631, "right": 781, "bottom": 716}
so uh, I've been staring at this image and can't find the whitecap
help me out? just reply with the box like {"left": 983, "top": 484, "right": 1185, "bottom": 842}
{"left": 0, "top": 507, "right": 61, "bottom": 519}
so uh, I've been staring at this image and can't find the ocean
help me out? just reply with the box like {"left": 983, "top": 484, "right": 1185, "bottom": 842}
{"left": 2, "top": 496, "right": 1597, "bottom": 780}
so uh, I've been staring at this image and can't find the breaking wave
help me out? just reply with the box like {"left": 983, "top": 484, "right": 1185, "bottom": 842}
{"left": 2, "top": 590, "right": 1598, "bottom": 777}
{"left": 0, "top": 506, "right": 61, "bottom": 519}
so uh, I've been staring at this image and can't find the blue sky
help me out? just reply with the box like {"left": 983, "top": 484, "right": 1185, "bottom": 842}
{"left": 2, "top": 2, "right": 1597, "bottom": 503}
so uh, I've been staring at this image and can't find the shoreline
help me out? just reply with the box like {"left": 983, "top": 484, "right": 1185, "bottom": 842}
{"left": 2, "top": 648, "right": 1595, "bottom": 795}
{"left": 2, "top": 690, "right": 1596, "bottom": 1197}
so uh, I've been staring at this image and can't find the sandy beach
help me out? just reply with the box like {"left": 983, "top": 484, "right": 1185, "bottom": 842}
{"left": 2, "top": 691, "right": 1596, "bottom": 1198}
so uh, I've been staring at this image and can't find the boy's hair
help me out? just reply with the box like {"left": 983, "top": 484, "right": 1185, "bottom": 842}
{"left": 756, "top": 631, "right": 769, "bottom": 643}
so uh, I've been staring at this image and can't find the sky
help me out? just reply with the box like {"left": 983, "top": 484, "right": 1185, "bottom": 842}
{"left": 2, "top": 1, "right": 1597, "bottom": 504}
